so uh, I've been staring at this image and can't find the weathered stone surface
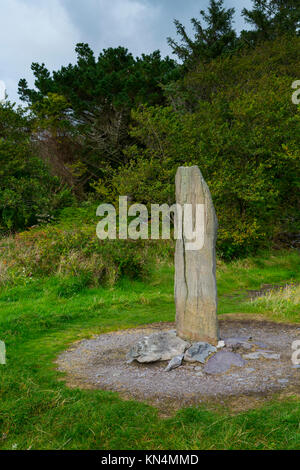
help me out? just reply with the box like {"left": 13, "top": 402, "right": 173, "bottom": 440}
{"left": 185, "top": 342, "right": 217, "bottom": 363}
{"left": 175, "top": 166, "right": 219, "bottom": 344}
{"left": 165, "top": 355, "right": 184, "bottom": 372}
{"left": 127, "top": 331, "right": 190, "bottom": 364}
{"left": 243, "top": 351, "right": 280, "bottom": 360}
{"left": 204, "top": 351, "right": 246, "bottom": 375}
{"left": 224, "top": 337, "right": 253, "bottom": 351}
{"left": 278, "top": 379, "right": 289, "bottom": 384}
{"left": 253, "top": 341, "right": 268, "bottom": 349}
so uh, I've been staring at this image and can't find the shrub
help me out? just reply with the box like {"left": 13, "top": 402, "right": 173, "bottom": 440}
{"left": 0, "top": 219, "right": 173, "bottom": 288}
{"left": 0, "top": 103, "right": 74, "bottom": 234}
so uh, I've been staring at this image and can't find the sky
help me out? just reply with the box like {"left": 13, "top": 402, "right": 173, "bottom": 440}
{"left": 0, "top": 0, "right": 253, "bottom": 103}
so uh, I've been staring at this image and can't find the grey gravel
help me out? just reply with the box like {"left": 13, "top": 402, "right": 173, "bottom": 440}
{"left": 243, "top": 351, "right": 281, "bottom": 360}
{"left": 56, "top": 320, "right": 300, "bottom": 406}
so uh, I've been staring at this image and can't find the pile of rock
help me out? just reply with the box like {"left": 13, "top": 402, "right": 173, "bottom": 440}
{"left": 127, "top": 331, "right": 281, "bottom": 375}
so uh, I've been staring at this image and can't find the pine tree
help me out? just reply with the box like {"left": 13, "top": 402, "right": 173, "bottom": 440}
{"left": 167, "top": 0, "right": 237, "bottom": 69}
{"left": 241, "top": 0, "right": 300, "bottom": 45}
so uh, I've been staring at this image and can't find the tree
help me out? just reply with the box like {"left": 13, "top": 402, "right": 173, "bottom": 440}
{"left": 0, "top": 103, "right": 70, "bottom": 232}
{"left": 18, "top": 45, "right": 180, "bottom": 193}
{"left": 241, "top": 0, "right": 300, "bottom": 45}
{"left": 167, "top": 0, "right": 237, "bottom": 69}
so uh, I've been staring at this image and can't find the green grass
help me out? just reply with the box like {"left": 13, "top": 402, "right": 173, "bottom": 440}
{"left": 0, "top": 249, "right": 300, "bottom": 450}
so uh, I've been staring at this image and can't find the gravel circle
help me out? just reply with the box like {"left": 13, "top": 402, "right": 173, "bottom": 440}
{"left": 56, "top": 318, "right": 300, "bottom": 410}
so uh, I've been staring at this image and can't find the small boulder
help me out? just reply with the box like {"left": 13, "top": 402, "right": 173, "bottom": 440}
{"left": 165, "top": 355, "right": 184, "bottom": 372}
{"left": 185, "top": 342, "right": 217, "bottom": 364}
{"left": 127, "top": 331, "right": 190, "bottom": 364}
{"left": 204, "top": 351, "right": 246, "bottom": 375}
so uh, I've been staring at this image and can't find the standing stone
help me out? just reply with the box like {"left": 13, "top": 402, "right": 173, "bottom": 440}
{"left": 175, "top": 166, "right": 219, "bottom": 344}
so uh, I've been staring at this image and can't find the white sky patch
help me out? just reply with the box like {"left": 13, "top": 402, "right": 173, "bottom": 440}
{"left": 0, "top": 0, "right": 80, "bottom": 102}
{"left": 106, "top": 0, "right": 159, "bottom": 36}
{"left": 63, "top": 0, "right": 163, "bottom": 57}
{"left": 100, "top": 0, "right": 161, "bottom": 51}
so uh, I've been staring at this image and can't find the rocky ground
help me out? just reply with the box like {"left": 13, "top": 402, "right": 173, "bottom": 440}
{"left": 56, "top": 317, "right": 300, "bottom": 412}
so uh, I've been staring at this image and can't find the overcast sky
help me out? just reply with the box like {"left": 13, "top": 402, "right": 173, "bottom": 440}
{"left": 0, "top": 0, "right": 253, "bottom": 103}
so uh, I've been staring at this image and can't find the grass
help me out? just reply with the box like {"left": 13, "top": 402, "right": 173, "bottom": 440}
{"left": 249, "top": 284, "right": 300, "bottom": 322}
{"left": 0, "top": 249, "right": 300, "bottom": 450}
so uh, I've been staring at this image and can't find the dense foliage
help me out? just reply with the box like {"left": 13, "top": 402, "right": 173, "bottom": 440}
{"left": 110, "top": 36, "right": 300, "bottom": 257}
{"left": 18, "top": 46, "right": 180, "bottom": 194}
{"left": 0, "top": 104, "right": 72, "bottom": 232}
{"left": 241, "top": 0, "right": 300, "bottom": 45}
{"left": 167, "top": 0, "right": 237, "bottom": 68}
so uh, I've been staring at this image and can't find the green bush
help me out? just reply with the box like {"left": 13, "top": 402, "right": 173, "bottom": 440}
{"left": 0, "top": 103, "right": 74, "bottom": 233}
{"left": 0, "top": 216, "right": 173, "bottom": 287}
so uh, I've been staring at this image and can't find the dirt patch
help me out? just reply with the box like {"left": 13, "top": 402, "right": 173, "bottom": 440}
{"left": 56, "top": 318, "right": 300, "bottom": 414}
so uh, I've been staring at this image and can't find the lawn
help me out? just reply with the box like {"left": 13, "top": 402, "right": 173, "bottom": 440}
{"left": 0, "top": 249, "right": 300, "bottom": 450}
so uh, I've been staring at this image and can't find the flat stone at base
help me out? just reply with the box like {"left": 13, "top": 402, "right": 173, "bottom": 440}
{"left": 224, "top": 337, "right": 253, "bottom": 351}
{"left": 204, "top": 351, "right": 246, "bottom": 375}
{"left": 278, "top": 379, "right": 289, "bottom": 384}
{"left": 243, "top": 351, "right": 280, "bottom": 360}
{"left": 185, "top": 342, "right": 217, "bottom": 364}
{"left": 127, "top": 331, "right": 190, "bottom": 364}
{"left": 253, "top": 341, "right": 269, "bottom": 349}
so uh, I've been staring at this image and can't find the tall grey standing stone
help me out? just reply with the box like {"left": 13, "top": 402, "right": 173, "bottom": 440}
{"left": 175, "top": 166, "right": 219, "bottom": 344}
